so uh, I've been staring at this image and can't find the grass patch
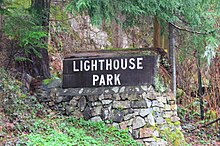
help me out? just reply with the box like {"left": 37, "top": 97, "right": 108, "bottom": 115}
{"left": 20, "top": 117, "right": 140, "bottom": 146}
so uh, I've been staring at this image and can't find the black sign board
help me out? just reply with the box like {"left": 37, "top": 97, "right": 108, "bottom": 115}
{"left": 63, "top": 54, "right": 157, "bottom": 88}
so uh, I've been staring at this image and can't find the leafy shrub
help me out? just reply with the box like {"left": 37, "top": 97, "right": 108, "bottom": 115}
{"left": 21, "top": 117, "right": 140, "bottom": 146}
{"left": 0, "top": 68, "right": 45, "bottom": 134}
{"left": 160, "top": 119, "right": 187, "bottom": 146}
{"left": 0, "top": 68, "right": 27, "bottom": 116}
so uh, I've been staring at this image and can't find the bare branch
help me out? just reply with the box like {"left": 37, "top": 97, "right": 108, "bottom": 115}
{"left": 169, "top": 22, "right": 209, "bottom": 35}
{"left": 189, "top": 117, "right": 220, "bottom": 132}
{"left": 49, "top": 16, "right": 75, "bottom": 22}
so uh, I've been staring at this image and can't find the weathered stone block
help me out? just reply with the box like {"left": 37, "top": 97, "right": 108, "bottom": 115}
{"left": 119, "top": 86, "right": 126, "bottom": 93}
{"left": 65, "top": 105, "right": 75, "bottom": 115}
{"left": 145, "top": 99, "right": 152, "bottom": 108}
{"left": 132, "top": 129, "right": 139, "bottom": 139}
{"left": 153, "top": 107, "right": 160, "bottom": 112}
{"left": 141, "top": 86, "right": 148, "bottom": 92}
{"left": 113, "top": 94, "right": 121, "bottom": 100}
{"left": 55, "top": 96, "right": 63, "bottom": 103}
{"left": 156, "top": 96, "right": 167, "bottom": 104}
{"left": 112, "top": 87, "right": 119, "bottom": 93}
{"left": 143, "top": 138, "right": 156, "bottom": 142}
{"left": 101, "top": 108, "right": 110, "bottom": 120}
{"left": 120, "top": 93, "right": 129, "bottom": 100}
{"left": 103, "top": 94, "right": 113, "bottom": 100}
{"left": 164, "top": 104, "right": 171, "bottom": 111}
{"left": 83, "top": 106, "right": 92, "bottom": 120}
{"left": 88, "top": 95, "right": 99, "bottom": 102}
{"left": 123, "top": 109, "right": 135, "bottom": 115}
{"left": 139, "top": 127, "right": 153, "bottom": 138}
{"left": 49, "top": 88, "right": 58, "bottom": 96}
{"left": 62, "top": 95, "right": 73, "bottom": 102}
{"left": 69, "top": 99, "right": 78, "bottom": 107}
{"left": 119, "top": 121, "right": 128, "bottom": 130}
{"left": 146, "top": 114, "right": 155, "bottom": 126}
{"left": 139, "top": 108, "right": 153, "bottom": 117}
{"left": 133, "top": 116, "right": 146, "bottom": 129}
{"left": 48, "top": 101, "right": 55, "bottom": 106}
{"left": 97, "top": 94, "right": 104, "bottom": 101}
{"left": 101, "top": 100, "right": 112, "bottom": 105}
{"left": 90, "top": 116, "right": 102, "bottom": 122}
{"left": 92, "top": 106, "right": 102, "bottom": 116}
{"left": 112, "top": 122, "right": 119, "bottom": 129}
{"left": 79, "top": 96, "right": 86, "bottom": 111}
{"left": 146, "top": 91, "right": 157, "bottom": 100}
{"left": 72, "top": 110, "right": 83, "bottom": 118}
{"left": 79, "top": 88, "right": 84, "bottom": 94}
{"left": 124, "top": 113, "right": 134, "bottom": 120}
{"left": 92, "top": 101, "right": 102, "bottom": 106}
{"left": 152, "top": 100, "right": 164, "bottom": 108}
{"left": 112, "top": 109, "right": 124, "bottom": 123}
{"left": 113, "top": 101, "right": 130, "bottom": 109}
{"left": 155, "top": 117, "right": 165, "bottom": 125}
{"left": 127, "top": 94, "right": 140, "bottom": 101}
{"left": 131, "top": 100, "right": 147, "bottom": 108}
{"left": 126, "top": 87, "right": 137, "bottom": 94}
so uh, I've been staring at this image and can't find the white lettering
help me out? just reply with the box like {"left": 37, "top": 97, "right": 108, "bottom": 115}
{"left": 121, "top": 58, "right": 127, "bottom": 70}
{"left": 93, "top": 75, "right": 99, "bottom": 86}
{"left": 129, "top": 58, "right": 136, "bottom": 70}
{"left": 84, "top": 60, "right": 90, "bottom": 71}
{"left": 91, "top": 60, "right": 97, "bottom": 71}
{"left": 106, "top": 59, "right": 112, "bottom": 70}
{"left": 106, "top": 74, "right": 113, "bottom": 85}
{"left": 98, "top": 59, "right": 105, "bottom": 70}
{"left": 99, "top": 74, "right": 105, "bottom": 85}
{"left": 113, "top": 60, "right": 120, "bottom": 70}
{"left": 114, "top": 74, "right": 121, "bottom": 85}
{"left": 80, "top": 60, "right": 83, "bottom": 71}
{"left": 137, "top": 57, "right": 143, "bottom": 69}
{"left": 73, "top": 61, "right": 79, "bottom": 72}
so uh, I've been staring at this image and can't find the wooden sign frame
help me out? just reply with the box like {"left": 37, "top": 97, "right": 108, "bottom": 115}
{"left": 63, "top": 54, "right": 157, "bottom": 88}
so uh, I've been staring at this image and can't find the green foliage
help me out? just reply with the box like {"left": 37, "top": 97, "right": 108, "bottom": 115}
{"left": 20, "top": 117, "right": 140, "bottom": 146}
{"left": 0, "top": 68, "right": 27, "bottom": 116}
{"left": 154, "top": 75, "right": 167, "bottom": 93}
{"left": 161, "top": 127, "right": 187, "bottom": 146}
{"left": 2, "top": 2, "right": 47, "bottom": 61}
{"left": 66, "top": 0, "right": 145, "bottom": 26}
{"left": 42, "top": 75, "right": 60, "bottom": 85}
{"left": 0, "top": 68, "right": 45, "bottom": 132}
{"left": 161, "top": 119, "right": 187, "bottom": 146}
{"left": 3, "top": 9, "right": 46, "bottom": 57}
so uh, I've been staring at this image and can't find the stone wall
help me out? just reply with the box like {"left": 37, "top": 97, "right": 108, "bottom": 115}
{"left": 37, "top": 79, "right": 183, "bottom": 146}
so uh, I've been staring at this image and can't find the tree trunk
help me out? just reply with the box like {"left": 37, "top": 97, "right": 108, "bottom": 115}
{"left": 196, "top": 49, "right": 204, "bottom": 120}
{"left": 153, "top": 17, "right": 161, "bottom": 48}
{"left": 31, "top": 0, "right": 51, "bottom": 79}
{"left": 112, "top": 17, "right": 123, "bottom": 48}
{"left": 168, "top": 23, "right": 176, "bottom": 97}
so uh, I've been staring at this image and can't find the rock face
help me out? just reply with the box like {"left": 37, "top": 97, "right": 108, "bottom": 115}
{"left": 37, "top": 83, "right": 182, "bottom": 146}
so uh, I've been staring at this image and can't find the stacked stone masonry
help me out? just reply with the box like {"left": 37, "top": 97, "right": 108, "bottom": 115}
{"left": 37, "top": 79, "right": 182, "bottom": 146}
